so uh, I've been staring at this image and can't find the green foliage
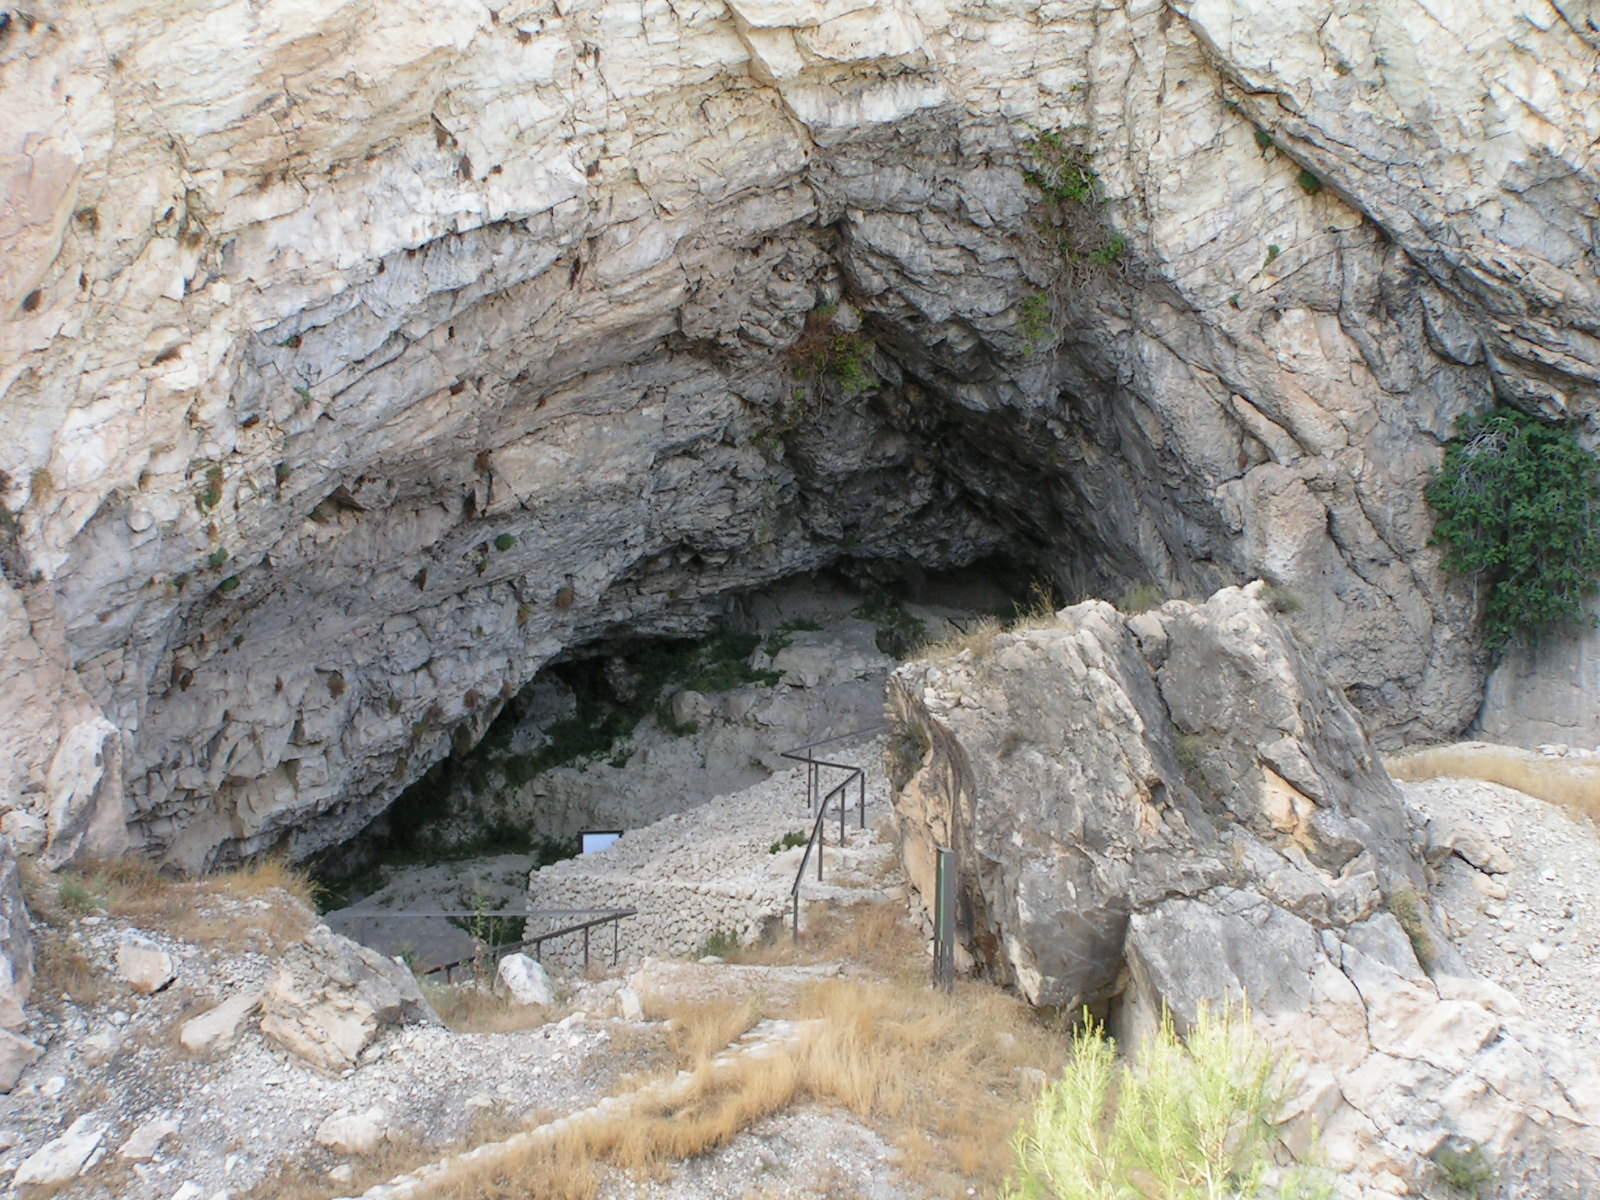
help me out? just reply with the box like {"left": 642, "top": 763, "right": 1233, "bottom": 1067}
{"left": 1087, "top": 235, "right": 1127, "bottom": 266}
{"left": 697, "top": 929, "right": 741, "bottom": 959}
{"left": 1385, "top": 886, "right": 1436, "bottom": 973}
{"left": 1264, "top": 244, "right": 1281, "bottom": 266}
{"left": 274, "top": 463, "right": 291, "bottom": 486}
{"left": 769, "top": 831, "right": 808, "bottom": 855}
{"left": 1019, "top": 291, "right": 1054, "bottom": 351}
{"left": 1253, "top": 129, "right": 1275, "bottom": 151}
{"left": 888, "top": 719, "right": 931, "bottom": 789}
{"left": 1174, "top": 733, "right": 1212, "bottom": 796}
{"left": 1117, "top": 584, "right": 1164, "bottom": 614}
{"left": 787, "top": 304, "right": 877, "bottom": 395}
{"left": 1296, "top": 170, "right": 1322, "bottom": 195}
{"left": 854, "top": 592, "right": 928, "bottom": 659}
{"left": 196, "top": 465, "right": 223, "bottom": 512}
{"left": 1006, "top": 1005, "right": 1330, "bottom": 1200}
{"left": 206, "top": 547, "right": 229, "bottom": 571}
{"left": 1431, "top": 1140, "right": 1496, "bottom": 1197}
{"left": 1425, "top": 406, "right": 1600, "bottom": 650}
{"left": 1023, "top": 130, "right": 1126, "bottom": 278}
{"left": 218, "top": 575, "right": 241, "bottom": 593}
{"left": 58, "top": 877, "right": 100, "bottom": 916}
{"left": 493, "top": 532, "right": 516, "bottom": 552}
{"left": 1259, "top": 584, "right": 1302, "bottom": 616}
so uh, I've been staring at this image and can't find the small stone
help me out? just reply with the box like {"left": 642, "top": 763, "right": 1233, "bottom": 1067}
{"left": 498, "top": 954, "right": 555, "bottom": 1007}
{"left": 1528, "top": 942, "right": 1554, "bottom": 966}
{"left": 117, "top": 936, "right": 177, "bottom": 995}
{"left": 15, "top": 1115, "right": 106, "bottom": 1186}
{"left": 0, "top": 811, "right": 47, "bottom": 857}
{"left": 171, "top": 1184, "right": 205, "bottom": 1200}
{"left": 82, "top": 1029, "right": 120, "bottom": 1065}
{"left": 328, "top": 1164, "right": 356, "bottom": 1184}
{"left": 119, "top": 1115, "right": 180, "bottom": 1162}
{"left": 618, "top": 986, "right": 644, "bottom": 1022}
{"left": 41, "top": 1074, "right": 66, "bottom": 1097}
{"left": 466, "top": 1093, "right": 495, "bottom": 1110}
{"left": 315, "top": 1107, "right": 389, "bottom": 1155}
{"left": 181, "top": 990, "right": 262, "bottom": 1054}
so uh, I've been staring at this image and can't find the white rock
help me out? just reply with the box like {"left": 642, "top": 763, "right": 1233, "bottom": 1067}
{"left": 497, "top": 953, "right": 555, "bottom": 1007}
{"left": 181, "top": 990, "right": 262, "bottom": 1054}
{"left": 170, "top": 1184, "right": 205, "bottom": 1200}
{"left": 328, "top": 1164, "right": 356, "bottom": 1184}
{"left": 119, "top": 1114, "right": 180, "bottom": 1162}
{"left": 15, "top": 1115, "right": 106, "bottom": 1186}
{"left": 0, "top": 1028, "right": 43, "bottom": 1092}
{"left": 314, "top": 1107, "right": 390, "bottom": 1155}
{"left": 1528, "top": 942, "right": 1554, "bottom": 966}
{"left": 117, "top": 936, "right": 176, "bottom": 995}
{"left": 0, "top": 811, "right": 47, "bottom": 857}
{"left": 618, "top": 985, "right": 644, "bottom": 1021}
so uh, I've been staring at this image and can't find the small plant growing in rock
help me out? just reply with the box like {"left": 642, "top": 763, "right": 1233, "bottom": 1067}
{"left": 1022, "top": 129, "right": 1128, "bottom": 283}
{"left": 1297, "top": 169, "right": 1322, "bottom": 195}
{"left": 206, "top": 547, "right": 229, "bottom": 571}
{"left": 196, "top": 465, "right": 223, "bottom": 512}
{"left": 769, "top": 831, "right": 808, "bottom": 855}
{"left": 1018, "top": 291, "right": 1054, "bottom": 353}
{"left": 1426, "top": 405, "right": 1600, "bottom": 651}
{"left": 1260, "top": 583, "right": 1302, "bottom": 615}
{"left": 1253, "top": 129, "right": 1275, "bottom": 152}
{"left": 1385, "top": 885, "right": 1436, "bottom": 973}
{"left": 1116, "top": 584, "right": 1163, "bottom": 614}
{"left": 57, "top": 876, "right": 100, "bottom": 916}
{"left": 1174, "top": 733, "right": 1212, "bottom": 795}
{"left": 1431, "top": 1139, "right": 1496, "bottom": 1197}
{"left": 218, "top": 574, "right": 241, "bottom": 593}
{"left": 493, "top": 532, "right": 516, "bottom": 552}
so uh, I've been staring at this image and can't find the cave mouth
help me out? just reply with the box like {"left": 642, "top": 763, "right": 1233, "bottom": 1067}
{"left": 310, "top": 559, "right": 1035, "bottom": 906}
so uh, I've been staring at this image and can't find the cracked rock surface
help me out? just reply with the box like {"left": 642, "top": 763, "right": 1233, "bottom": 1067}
{"left": 889, "top": 582, "right": 1600, "bottom": 1197}
{"left": 3, "top": 0, "right": 1598, "bottom": 872}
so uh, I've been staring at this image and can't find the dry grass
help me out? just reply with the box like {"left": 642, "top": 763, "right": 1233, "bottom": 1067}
{"left": 429, "top": 970, "right": 1064, "bottom": 1200}
{"left": 728, "top": 900, "right": 924, "bottom": 979}
{"left": 32, "top": 929, "right": 105, "bottom": 1007}
{"left": 1386, "top": 741, "right": 1600, "bottom": 825}
{"left": 914, "top": 615, "right": 1005, "bottom": 662}
{"left": 31, "top": 855, "right": 318, "bottom": 951}
{"left": 423, "top": 981, "right": 560, "bottom": 1035}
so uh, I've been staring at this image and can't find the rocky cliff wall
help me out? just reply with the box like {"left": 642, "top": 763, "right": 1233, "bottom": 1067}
{"left": 2, "top": 0, "right": 1596, "bottom": 868}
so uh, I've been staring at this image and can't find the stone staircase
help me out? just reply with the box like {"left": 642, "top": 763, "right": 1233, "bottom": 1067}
{"left": 523, "top": 735, "right": 898, "bottom": 969}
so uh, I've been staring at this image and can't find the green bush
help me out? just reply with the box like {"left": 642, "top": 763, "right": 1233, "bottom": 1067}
{"left": 58, "top": 876, "right": 101, "bottom": 916}
{"left": 1432, "top": 1140, "right": 1496, "bottom": 1197}
{"left": 493, "top": 532, "right": 516, "bottom": 552}
{"left": 769, "top": 831, "right": 808, "bottom": 855}
{"left": 1425, "top": 406, "right": 1600, "bottom": 650}
{"left": 1006, "top": 1005, "right": 1330, "bottom": 1200}
{"left": 1117, "top": 584, "right": 1163, "bottom": 614}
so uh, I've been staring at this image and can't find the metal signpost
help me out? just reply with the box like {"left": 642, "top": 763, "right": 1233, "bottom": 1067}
{"left": 933, "top": 846, "right": 956, "bottom": 992}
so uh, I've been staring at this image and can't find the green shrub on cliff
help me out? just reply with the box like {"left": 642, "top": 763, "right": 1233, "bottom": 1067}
{"left": 1006, "top": 1005, "right": 1330, "bottom": 1200}
{"left": 1425, "top": 406, "right": 1600, "bottom": 650}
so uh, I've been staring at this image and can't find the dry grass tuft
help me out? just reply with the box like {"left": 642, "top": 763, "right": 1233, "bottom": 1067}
{"left": 640, "top": 992, "right": 766, "bottom": 1070}
{"left": 1386, "top": 741, "right": 1600, "bottom": 825}
{"left": 730, "top": 900, "right": 923, "bottom": 978}
{"left": 33, "top": 929, "right": 105, "bottom": 1008}
{"left": 423, "top": 981, "right": 558, "bottom": 1035}
{"left": 914, "top": 616, "right": 1005, "bottom": 662}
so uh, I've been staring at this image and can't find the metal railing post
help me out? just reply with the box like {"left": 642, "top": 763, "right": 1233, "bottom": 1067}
{"left": 859, "top": 770, "right": 866, "bottom": 828}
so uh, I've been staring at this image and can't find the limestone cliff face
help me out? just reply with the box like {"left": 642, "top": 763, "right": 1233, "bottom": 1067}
{"left": 1, "top": 0, "right": 1596, "bottom": 868}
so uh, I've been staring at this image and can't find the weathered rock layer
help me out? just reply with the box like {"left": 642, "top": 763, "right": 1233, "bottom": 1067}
{"left": 2, "top": 0, "right": 1597, "bottom": 867}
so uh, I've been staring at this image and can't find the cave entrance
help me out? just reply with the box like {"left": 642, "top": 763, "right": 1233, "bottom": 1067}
{"left": 310, "top": 563, "right": 1029, "bottom": 935}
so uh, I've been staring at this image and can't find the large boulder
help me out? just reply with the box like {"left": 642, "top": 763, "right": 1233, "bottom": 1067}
{"left": 891, "top": 582, "right": 1436, "bottom": 1013}
{"left": 259, "top": 926, "right": 438, "bottom": 1075}
{"left": 890, "top": 583, "right": 1600, "bottom": 1196}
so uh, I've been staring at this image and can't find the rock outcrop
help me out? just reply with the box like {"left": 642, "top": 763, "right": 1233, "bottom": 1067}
{"left": 889, "top": 583, "right": 1600, "bottom": 1196}
{"left": 2, "top": 0, "right": 1597, "bottom": 871}
{"left": 259, "top": 926, "right": 439, "bottom": 1075}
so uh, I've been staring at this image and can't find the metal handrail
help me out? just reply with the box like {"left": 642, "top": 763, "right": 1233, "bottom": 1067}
{"left": 779, "top": 724, "right": 883, "bottom": 940}
{"left": 780, "top": 723, "right": 887, "bottom": 813}
{"left": 420, "top": 907, "right": 637, "bottom": 982}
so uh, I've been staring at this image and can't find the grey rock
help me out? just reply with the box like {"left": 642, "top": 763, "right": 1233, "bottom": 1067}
{"left": 118, "top": 1114, "right": 180, "bottom": 1162}
{"left": 14, "top": 1115, "right": 106, "bottom": 1187}
{"left": 116, "top": 935, "right": 176, "bottom": 995}
{"left": 180, "top": 989, "right": 262, "bottom": 1054}
{"left": 0, "top": 1028, "right": 42, "bottom": 1093}
{"left": 5, "top": 0, "right": 1597, "bottom": 876}
{"left": 314, "top": 1107, "right": 389, "bottom": 1155}
{"left": 0, "top": 842, "right": 33, "bottom": 1031}
{"left": 497, "top": 953, "right": 555, "bottom": 1007}
{"left": 891, "top": 583, "right": 1431, "bottom": 1010}
{"left": 259, "top": 926, "right": 438, "bottom": 1074}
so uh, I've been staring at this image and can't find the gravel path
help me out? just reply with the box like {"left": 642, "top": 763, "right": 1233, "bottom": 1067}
{"left": 1402, "top": 776, "right": 1600, "bottom": 1055}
